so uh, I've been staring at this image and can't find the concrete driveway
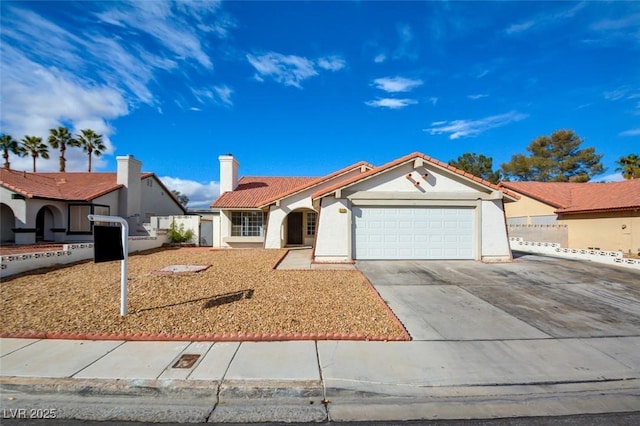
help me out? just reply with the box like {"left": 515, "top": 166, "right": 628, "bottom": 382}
{"left": 357, "top": 252, "right": 640, "bottom": 341}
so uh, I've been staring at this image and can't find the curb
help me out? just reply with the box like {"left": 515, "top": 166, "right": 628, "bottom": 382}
{"left": 0, "top": 330, "right": 408, "bottom": 342}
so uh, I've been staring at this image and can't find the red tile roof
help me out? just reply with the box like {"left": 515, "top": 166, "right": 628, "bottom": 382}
{"left": 1, "top": 169, "right": 123, "bottom": 201}
{"left": 1, "top": 170, "right": 186, "bottom": 212}
{"left": 256, "top": 161, "right": 373, "bottom": 208}
{"left": 312, "top": 152, "right": 519, "bottom": 200}
{"left": 500, "top": 180, "right": 640, "bottom": 214}
{"left": 211, "top": 176, "right": 318, "bottom": 208}
{"left": 211, "top": 161, "right": 374, "bottom": 209}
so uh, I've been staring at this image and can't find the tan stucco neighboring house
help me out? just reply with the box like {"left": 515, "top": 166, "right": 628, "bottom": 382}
{"left": 0, "top": 155, "right": 186, "bottom": 245}
{"left": 500, "top": 180, "right": 640, "bottom": 255}
{"left": 211, "top": 152, "right": 518, "bottom": 262}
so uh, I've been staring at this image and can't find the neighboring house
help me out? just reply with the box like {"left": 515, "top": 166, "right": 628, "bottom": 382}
{"left": 211, "top": 152, "right": 518, "bottom": 262}
{"left": 501, "top": 180, "right": 640, "bottom": 255}
{"left": 0, "top": 155, "right": 186, "bottom": 245}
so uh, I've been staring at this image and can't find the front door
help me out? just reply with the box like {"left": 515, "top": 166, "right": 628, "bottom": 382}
{"left": 35, "top": 208, "right": 45, "bottom": 241}
{"left": 287, "top": 212, "right": 303, "bottom": 245}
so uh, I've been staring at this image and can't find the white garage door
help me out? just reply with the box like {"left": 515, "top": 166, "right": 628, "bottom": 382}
{"left": 353, "top": 207, "right": 475, "bottom": 260}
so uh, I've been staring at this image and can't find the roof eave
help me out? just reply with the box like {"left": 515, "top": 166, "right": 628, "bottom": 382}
{"left": 257, "top": 162, "right": 374, "bottom": 208}
{"left": 556, "top": 206, "right": 640, "bottom": 215}
{"left": 313, "top": 153, "right": 510, "bottom": 200}
{"left": 499, "top": 184, "right": 565, "bottom": 208}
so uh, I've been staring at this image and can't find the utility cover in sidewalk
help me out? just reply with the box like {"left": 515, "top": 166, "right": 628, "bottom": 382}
{"left": 172, "top": 354, "right": 200, "bottom": 369}
{"left": 157, "top": 265, "right": 210, "bottom": 274}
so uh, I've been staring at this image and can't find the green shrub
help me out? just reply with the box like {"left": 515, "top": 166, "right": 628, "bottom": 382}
{"left": 167, "top": 221, "right": 194, "bottom": 243}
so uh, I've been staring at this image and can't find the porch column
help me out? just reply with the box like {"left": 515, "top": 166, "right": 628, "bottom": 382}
{"left": 264, "top": 207, "right": 286, "bottom": 249}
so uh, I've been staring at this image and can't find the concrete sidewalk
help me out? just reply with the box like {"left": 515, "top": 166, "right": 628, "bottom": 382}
{"left": 276, "top": 248, "right": 356, "bottom": 270}
{"left": 1, "top": 336, "right": 639, "bottom": 423}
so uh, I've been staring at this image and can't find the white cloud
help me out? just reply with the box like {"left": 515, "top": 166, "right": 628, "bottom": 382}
{"left": 374, "top": 53, "right": 386, "bottom": 63}
{"left": 429, "top": 97, "right": 438, "bottom": 105}
{"left": 591, "top": 13, "right": 640, "bottom": 31}
{"left": 372, "top": 76, "right": 423, "bottom": 93}
{"left": 247, "top": 52, "right": 318, "bottom": 88}
{"left": 394, "top": 23, "right": 418, "bottom": 60}
{"left": 365, "top": 98, "right": 418, "bottom": 109}
{"left": 317, "top": 55, "right": 346, "bottom": 71}
{"left": 604, "top": 86, "right": 640, "bottom": 101}
{"left": 247, "top": 51, "right": 346, "bottom": 88}
{"left": 95, "top": 1, "right": 229, "bottom": 70}
{"left": 0, "top": 1, "right": 234, "bottom": 170}
{"left": 598, "top": 173, "right": 625, "bottom": 183}
{"left": 214, "top": 85, "right": 234, "bottom": 106}
{"left": 159, "top": 176, "right": 220, "bottom": 209}
{"left": 505, "top": 3, "right": 586, "bottom": 35}
{"left": 0, "top": 45, "right": 124, "bottom": 172}
{"left": 468, "top": 94, "right": 488, "bottom": 100}
{"left": 604, "top": 89, "right": 629, "bottom": 101}
{"left": 505, "top": 20, "right": 536, "bottom": 35}
{"left": 192, "top": 85, "right": 234, "bottom": 107}
{"left": 424, "top": 111, "right": 528, "bottom": 139}
{"left": 619, "top": 128, "right": 640, "bottom": 136}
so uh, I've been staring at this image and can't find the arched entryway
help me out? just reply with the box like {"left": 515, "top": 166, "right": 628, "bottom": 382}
{"left": 284, "top": 208, "right": 317, "bottom": 247}
{"left": 35, "top": 206, "right": 56, "bottom": 242}
{"left": 0, "top": 203, "right": 16, "bottom": 243}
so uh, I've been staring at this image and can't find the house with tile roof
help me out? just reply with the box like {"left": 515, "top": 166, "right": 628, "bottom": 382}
{"left": 211, "top": 152, "right": 518, "bottom": 262}
{"left": 0, "top": 155, "right": 186, "bottom": 245}
{"left": 501, "top": 180, "right": 640, "bottom": 255}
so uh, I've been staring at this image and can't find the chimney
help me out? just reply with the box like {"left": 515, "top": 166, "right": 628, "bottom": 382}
{"left": 117, "top": 155, "right": 142, "bottom": 232}
{"left": 219, "top": 154, "right": 239, "bottom": 193}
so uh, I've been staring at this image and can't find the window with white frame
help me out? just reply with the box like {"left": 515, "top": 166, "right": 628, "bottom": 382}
{"left": 306, "top": 212, "right": 317, "bottom": 236}
{"left": 68, "top": 204, "right": 110, "bottom": 233}
{"left": 231, "top": 211, "right": 264, "bottom": 237}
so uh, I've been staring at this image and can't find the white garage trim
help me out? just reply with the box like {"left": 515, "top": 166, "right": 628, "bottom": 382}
{"left": 352, "top": 206, "right": 476, "bottom": 260}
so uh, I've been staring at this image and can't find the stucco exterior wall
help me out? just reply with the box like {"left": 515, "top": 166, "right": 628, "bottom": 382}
{"left": 140, "top": 176, "right": 184, "bottom": 223}
{"left": 117, "top": 156, "right": 142, "bottom": 225}
{"left": 0, "top": 186, "right": 27, "bottom": 228}
{"left": 504, "top": 194, "right": 557, "bottom": 223}
{"left": 264, "top": 190, "right": 316, "bottom": 249}
{"left": 481, "top": 199, "right": 512, "bottom": 261}
{"left": 314, "top": 196, "right": 351, "bottom": 262}
{"left": 265, "top": 207, "right": 289, "bottom": 249}
{"left": 213, "top": 213, "right": 221, "bottom": 247}
{"left": 348, "top": 162, "right": 480, "bottom": 194}
{"left": 560, "top": 211, "right": 640, "bottom": 254}
{"left": 93, "top": 191, "right": 120, "bottom": 215}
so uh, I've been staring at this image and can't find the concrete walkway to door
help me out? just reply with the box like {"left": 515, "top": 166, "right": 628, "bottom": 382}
{"left": 276, "top": 248, "right": 356, "bottom": 270}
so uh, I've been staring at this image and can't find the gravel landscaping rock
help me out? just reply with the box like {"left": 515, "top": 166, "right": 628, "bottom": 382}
{"left": 0, "top": 248, "right": 407, "bottom": 340}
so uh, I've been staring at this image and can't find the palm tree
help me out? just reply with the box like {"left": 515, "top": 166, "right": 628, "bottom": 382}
{"left": 615, "top": 154, "right": 640, "bottom": 180}
{"left": 1, "top": 134, "right": 24, "bottom": 169}
{"left": 77, "top": 129, "right": 106, "bottom": 172}
{"left": 20, "top": 135, "right": 49, "bottom": 172}
{"left": 48, "top": 126, "right": 79, "bottom": 172}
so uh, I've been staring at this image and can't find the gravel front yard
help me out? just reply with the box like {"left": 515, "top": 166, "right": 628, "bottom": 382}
{"left": 0, "top": 248, "right": 408, "bottom": 340}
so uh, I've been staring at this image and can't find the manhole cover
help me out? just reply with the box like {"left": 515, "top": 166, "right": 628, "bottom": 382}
{"left": 157, "top": 264, "right": 210, "bottom": 274}
{"left": 172, "top": 354, "right": 200, "bottom": 369}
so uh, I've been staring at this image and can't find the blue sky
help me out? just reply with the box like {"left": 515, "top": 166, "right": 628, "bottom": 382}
{"left": 1, "top": 1, "right": 639, "bottom": 208}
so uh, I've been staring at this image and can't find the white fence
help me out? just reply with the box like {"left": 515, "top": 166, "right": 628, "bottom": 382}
{"left": 509, "top": 237, "right": 640, "bottom": 270}
{"left": 1, "top": 236, "right": 165, "bottom": 279}
{"left": 148, "top": 215, "right": 200, "bottom": 245}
